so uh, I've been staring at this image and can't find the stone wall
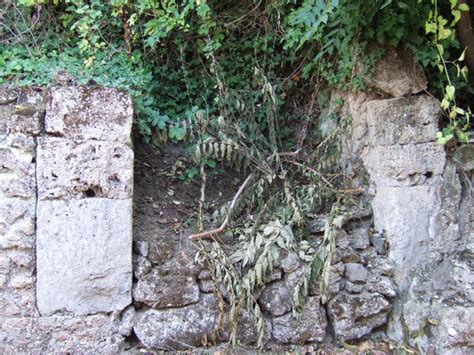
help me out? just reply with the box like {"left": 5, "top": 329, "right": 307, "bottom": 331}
{"left": 336, "top": 48, "right": 473, "bottom": 354}
{"left": 0, "top": 48, "right": 472, "bottom": 353}
{"left": 0, "top": 85, "right": 134, "bottom": 352}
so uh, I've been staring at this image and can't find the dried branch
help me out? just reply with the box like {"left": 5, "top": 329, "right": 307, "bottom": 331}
{"left": 189, "top": 173, "right": 254, "bottom": 240}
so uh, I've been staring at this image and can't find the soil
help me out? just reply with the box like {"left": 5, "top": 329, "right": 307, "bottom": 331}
{"left": 133, "top": 136, "right": 239, "bottom": 259}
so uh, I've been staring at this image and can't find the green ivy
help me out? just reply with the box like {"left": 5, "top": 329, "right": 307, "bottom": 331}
{"left": 1, "top": 0, "right": 472, "bottom": 144}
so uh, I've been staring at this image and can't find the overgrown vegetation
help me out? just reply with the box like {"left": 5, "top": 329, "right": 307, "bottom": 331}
{"left": 1, "top": 0, "right": 473, "bottom": 347}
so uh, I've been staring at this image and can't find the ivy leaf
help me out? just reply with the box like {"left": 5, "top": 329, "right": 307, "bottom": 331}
{"left": 437, "top": 27, "right": 452, "bottom": 40}
{"left": 459, "top": 3, "right": 470, "bottom": 11}
{"left": 446, "top": 85, "right": 455, "bottom": 100}
{"left": 436, "top": 131, "right": 453, "bottom": 145}
{"left": 168, "top": 126, "right": 186, "bottom": 141}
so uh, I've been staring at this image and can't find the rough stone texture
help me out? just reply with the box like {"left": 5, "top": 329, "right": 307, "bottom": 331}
{"left": 37, "top": 137, "right": 133, "bottom": 200}
{"left": 36, "top": 198, "right": 133, "bottom": 316}
{"left": 258, "top": 282, "right": 292, "bottom": 317}
{"left": 0, "top": 88, "right": 40, "bottom": 320}
{"left": 453, "top": 144, "right": 474, "bottom": 171}
{"left": 364, "top": 143, "right": 446, "bottom": 187}
{"left": 336, "top": 54, "right": 473, "bottom": 353}
{"left": 0, "top": 138, "right": 36, "bottom": 199}
{"left": 365, "top": 47, "right": 427, "bottom": 97}
{"left": 365, "top": 96, "right": 440, "bottom": 146}
{"left": 134, "top": 294, "right": 220, "bottom": 350}
{"left": 272, "top": 296, "right": 327, "bottom": 344}
{"left": 328, "top": 292, "right": 391, "bottom": 341}
{"left": 372, "top": 185, "right": 441, "bottom": 289}
{"left": 133, "top": 260, "right": 200, "bottom": 309}
{"left": 45, "top": 85, "right": 133, "bottom": 143}
{"left": 0, "top": 315, "right": 125, "bottom": 353}
{"left": 0, "top": 90, "right": 40, "bottom": 200}
{"left": 0, "top": 85, "right": 135, "bottom": 352}
{"left": 345, "top": 263, "right": 368, "bottom": 283}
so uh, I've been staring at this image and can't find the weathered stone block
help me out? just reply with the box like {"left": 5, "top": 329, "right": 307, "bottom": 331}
{"left": 272, "top": 296, "right": 327, "bottom": 344}
{"left": 372, "top": 185, "right": 440, "bottom": 289}
{"left": 133, "top": 259, "right": 200, "bottom": 309}
{"left": 0, "top": 87, "right": 45, "bottom": 136}
{"left": 36, "top": 198, "right": 132, "bottom": 316}
{"left": 258, "top": 282, "right": 292, "bottom": 317}
{"left": 0, "top": 198, "right": 35, "bottom": 250}
{"left": 365, "top": 47, "right": 427, "bottom": 97}
{"left": 327, "top": 292, "right": 391, "bottom": 341}
{"left": 0, "top": 140, "right": 36, "bottom": 199}
{"left": 134, "top": 294, "right": 220, "bottom": 350}
{"left": 366, "top": 96, "right": 440, "bottom": 146}
{"left": 37, "top": 137, "right": 133, "bottom": 200}
{"left": 364, "top": 142, "right": 446, "bottom": 186}
{"left": 0, "top": 315, "right": 124, "bottom": 353}
{"left": 0, "top": 271, "right": 37, "bottom": 317}
{"left": 45, "top": 86, "right": 133, "bottom": 143}
{"left": 344, "top": 263, "right": 368, "bottom": 283}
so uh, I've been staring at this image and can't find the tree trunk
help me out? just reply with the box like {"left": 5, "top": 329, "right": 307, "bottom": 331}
{"left": 457, "top": 0, "right": 474, "bottom": 78}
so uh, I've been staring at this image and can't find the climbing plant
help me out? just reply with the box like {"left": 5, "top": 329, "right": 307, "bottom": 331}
{"left": 1, "top": 0, "right": 473, "bottom": 345}
{"left": 1, "top": 0, "right": 472, "bottom": 144}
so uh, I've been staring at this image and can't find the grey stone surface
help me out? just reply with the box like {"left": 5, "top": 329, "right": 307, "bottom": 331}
{"left": 45, "top": 85, "right": 133, "bottom": 143}
{"left": 0, "top": 198, "right": 35, "bottom": 250}
{"left": 345, "top": 263, "right": 368, "bottom": 283}
{"left": 272, "top": 296, "right": 327, "bottom": 344}
{"left": 366, "top": 275, "right": 396, "bottom": 298}
{"left": 280, "top": 251, "right": 301, "bottom": 273}
{"left": 369, "top": 230, "right": 387, "bottom": 255}
{"left": 365, "top": 47, "right": 427, "bottom": 97}
{"left": 117, "top": 306, "right": 136, "bottom": 337}
{"left": 366, "top": 96, "right": 440, "bottom": 146}
{"left": 327, "top": 292, "right": 391, "bottom": 341}
{"left": 37, "top": 137, "right": 133, "bottom": 200}
{"left": 0, "top": 84, "right": 136, "bottom": 353}
{"left": 134, "top": 293, "right": 220, "bottom": 350}
{"left": 364, "top": 143, "right": 446, "bottom": 187}
{"left": 0, "top": 89, "right": 45, "bottom": 136}
{"left": 349, "top": 225, "right": 371, "bottom": 250}
{"left": 0, "top": 315, "right": 124, "bottom": 353}
{"left": 372, "top": 185, "right": 440, "bottom": 289}
{"left": 133, "top": 258, "right": 199, "bottom": 309}
{"left": 0, "top": 136, "right": 36, "bottom": 199}
{"left": 133, "top": 254, "right": 152, "bottom": 278}
{"left": 453, "top": 144, "right": 474, "bottom": 171}
{"left": 36, "top": 198, "right": 132, "bottom": 316}
{"left": 0, "top": 198, "right": 37, "bottom": 317}
{"left": 258, "top": 282, "right": 292, "bottom": 317}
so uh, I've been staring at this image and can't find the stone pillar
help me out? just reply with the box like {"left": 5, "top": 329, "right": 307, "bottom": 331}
{"left": 35, "top": 85, "right": 134, "bottom": 316}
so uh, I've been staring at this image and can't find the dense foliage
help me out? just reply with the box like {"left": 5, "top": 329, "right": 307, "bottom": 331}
{"left": 1, "top": 0, "right": 472, "bottom": 144}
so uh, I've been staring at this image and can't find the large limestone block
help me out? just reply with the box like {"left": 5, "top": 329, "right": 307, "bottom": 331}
{"left": 37, "top": 137, "right": 133, "bottom": 200}
{"left": 0, "top": 198, "right": 35, "bottom": 250}
{"left": 364, "top": 142, "right": 446, "bottom": 186}
{"left": 45, "top": 86, "right": 133, "bottom": 143}
{"left": 36, "top": 198, "right": 132, "bottom": 316}
{"left": 372, "top": 185, "right": 441, "bottom": 289}
{"left": 134, "top": 294, "right": 220, "bottom": 350}
{"left": 365, "top": 47, "right": 427, "bottom": 97}
{"left": 0, "top": 136, "right": 36, "bottom": 199}
{"left": 366, "top": 96, "right": 440, "bottom": 146}
{"left": 0, "top": 315, "right": 124, "bottom": 353}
